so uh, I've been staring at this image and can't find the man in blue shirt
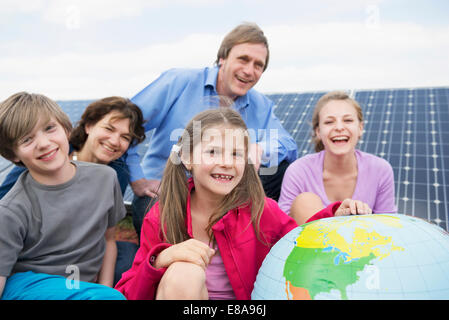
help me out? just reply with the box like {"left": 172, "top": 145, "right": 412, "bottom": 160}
{"left": 127, "top": 23, "right": 298, "bottom": 237}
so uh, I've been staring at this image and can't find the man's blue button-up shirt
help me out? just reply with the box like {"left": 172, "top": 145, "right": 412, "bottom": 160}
{"left": 126, "top": 66, "right": 298, "bottom": 181}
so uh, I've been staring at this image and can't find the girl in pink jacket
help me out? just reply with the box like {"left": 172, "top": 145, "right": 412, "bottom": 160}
{"left": 115, "top": 107, "right": 340, "bottom": 300}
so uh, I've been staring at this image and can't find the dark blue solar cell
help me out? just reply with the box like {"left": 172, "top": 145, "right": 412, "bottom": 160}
{"left": 414, "top": 143, "right": 428, "bottom": 155}
{"left": 388, "top": 131, "right": 403, "bottom": 142}
{"left": 370, "top": 113, "right": 383, "bottom": 121}
{"left": 386, "top": 154, "right": 400, "bottom": 165}
{"left": 363, "top": 144, "right": 377, "bottom": 154}
{"left": 412, "top": 201, "right": 429, "bottom": 217}
{"left": 397, "top": 202, "right": 406, "bottom": 214}
{"left": 414, "top": 169, "right": 428, "bottom": 185}
{"left": 392, "top": 168, "right": 400, "bottom": 177}
{"left": 414, "top": 155, "right": 429, "bottom": 168}
{"left": 414, "top": 134, "right": 428, "bottom": 143}
{"left": 414, "top": 184, "right": 428, "bottom": 199}
{"left": 430, "top": 143, "right": 442, "bottom": 155}
{"left": 442, "top": 132, "right": 449, "bottom": 143}
{"left": 434, "top": 157, "right": 448, "bottom": 173}
{"left": 397, "top": 185, "right": 409, "bottom": 200}
{"left": 416, "top": 96, "right": 427, "bottom": 104}
{"left": 388, "top": 143, "right": 404, "bottom": 154}
{"left": 415, "top": 122, "right": 427, "bottom": 131}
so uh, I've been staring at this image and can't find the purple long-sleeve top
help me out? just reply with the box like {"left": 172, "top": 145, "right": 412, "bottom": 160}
{"left": 278, "top": 150, "right": 397, "bottom": 215}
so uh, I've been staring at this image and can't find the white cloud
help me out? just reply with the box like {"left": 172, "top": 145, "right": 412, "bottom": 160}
{"left": 0, "top": 32, "right": 221, "bottom": 100}
{"left": 1, "top": 20, "right": 448, "bottom": 100}
{"left": 257, "top": 21, "right": 449, "bottom": 92}
{"left": 265, "top": 22, "right": 449, "bottom": 65}
{"left": 41, "top": 0, "right": 154, "bottom": 25}
{"left": 6, "top": 0, "right": 223, "bottom": 26}
{"left": 0, "top": 0, "right": 45, "bottom": 14}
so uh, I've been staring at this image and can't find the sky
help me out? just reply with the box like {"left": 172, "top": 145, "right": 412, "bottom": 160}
{"left": 0, "top": 0, "right": 448, "bottom": 100}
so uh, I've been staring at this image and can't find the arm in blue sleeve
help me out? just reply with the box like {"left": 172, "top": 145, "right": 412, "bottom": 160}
{"left": 126, "top": 69, "right": 184, "bottom": 182}
{"left": 125, "top": 145, "right": 145, "bottom": 182}
{"left": 0, "top": 165, "right": 26, "bottom": 200}
{"left": 258, "top": 104, "right": 298, "bottom": 167}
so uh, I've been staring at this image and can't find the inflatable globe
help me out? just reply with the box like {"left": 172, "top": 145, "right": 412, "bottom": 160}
{"left": 252, "top": 214, "right": 449, "bottom": 299}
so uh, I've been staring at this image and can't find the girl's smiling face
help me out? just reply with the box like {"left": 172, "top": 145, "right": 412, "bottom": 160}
{"left": 315, "top": 100, "right": 363, "bottom": 156}
{"left": 183, "top": 124, "right": 247, "bottom": 201}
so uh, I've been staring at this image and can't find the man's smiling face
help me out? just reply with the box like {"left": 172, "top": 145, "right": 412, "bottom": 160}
{"left": 216, "top": 42, "right": 267, "bottom": 100}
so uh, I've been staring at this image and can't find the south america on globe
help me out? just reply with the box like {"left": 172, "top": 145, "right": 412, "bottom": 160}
{"left": 252, "top": 214, "right": 449, "bottom": 299}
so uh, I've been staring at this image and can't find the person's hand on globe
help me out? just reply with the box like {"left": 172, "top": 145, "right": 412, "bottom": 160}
{"left": 335, "top": 198, "right": 372, "bottom": 216}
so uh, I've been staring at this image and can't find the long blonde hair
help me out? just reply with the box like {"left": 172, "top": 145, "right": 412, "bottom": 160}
{"left": 157, "top": 107, "right": 266, "bottom": 245}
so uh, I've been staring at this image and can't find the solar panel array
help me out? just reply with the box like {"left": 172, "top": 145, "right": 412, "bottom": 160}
{"left": 0, "top": 87, "right": 448, "bottom": 230}
{"left": 271, "top": 87, "right": 449, "bottom": 230}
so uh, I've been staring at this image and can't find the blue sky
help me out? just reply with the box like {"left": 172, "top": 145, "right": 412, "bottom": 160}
{"left": 1, "top": 0, "right": 448, "bottom": 100}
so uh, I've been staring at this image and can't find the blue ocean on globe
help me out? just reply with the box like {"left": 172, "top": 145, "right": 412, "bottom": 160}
{"left": 252, "top": 214, "right": 449, "bottom": 300}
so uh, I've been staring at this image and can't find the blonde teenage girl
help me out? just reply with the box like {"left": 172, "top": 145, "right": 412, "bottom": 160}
{"left": 279, "top": 91, "right": 397, "bottom": 225}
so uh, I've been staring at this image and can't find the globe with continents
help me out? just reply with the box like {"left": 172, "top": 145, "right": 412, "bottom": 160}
{"left": 252, "top": 214, "right": 449, "bottom": 299}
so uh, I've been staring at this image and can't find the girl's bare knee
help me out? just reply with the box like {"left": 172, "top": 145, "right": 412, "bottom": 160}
{"left": 290, "top": 192, "right": 325, "bottom": 225}
{"left": 156, "top": 261, "right": 208, "bottom": 300}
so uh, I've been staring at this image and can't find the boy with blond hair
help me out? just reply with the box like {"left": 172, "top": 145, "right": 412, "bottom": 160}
{"left": 0, "top": 92, "right": 125, "bottom": 300}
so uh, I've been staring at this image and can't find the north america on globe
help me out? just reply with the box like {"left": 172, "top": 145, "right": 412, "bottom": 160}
{"left": 253, "top": 214, "right": 449, "bottom": 299}
{"left": 283, "top": 215, "right": 404, "bottom": 299}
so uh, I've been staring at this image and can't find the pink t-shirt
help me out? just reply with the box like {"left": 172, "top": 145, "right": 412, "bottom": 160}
{"left": 205, "top": 247, "right": 236, "bottom": 300}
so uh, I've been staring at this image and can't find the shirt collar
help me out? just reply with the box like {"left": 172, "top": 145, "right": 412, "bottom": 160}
{"left": 205, "top": 65, "right": 250, "bottom": 110}
{"left": 205, "top": 65, "right": 219, "bottom": 90}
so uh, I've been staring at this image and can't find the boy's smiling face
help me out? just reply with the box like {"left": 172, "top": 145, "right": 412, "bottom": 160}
{"left": 13, "top": 116, "right": 74, "bottom": 185}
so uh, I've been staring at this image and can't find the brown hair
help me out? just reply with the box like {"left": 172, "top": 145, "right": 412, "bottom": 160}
{"left": 215, "top": 22, "right": 269, "bottom": 72}
{"left": 0, "top": 92, "right": 72, "bottom": 166}
{"left": 70, "top": 96, "right": 145, "bottom": 151}
{"left": 311, "top": 91, "right": 364, "bottom": 152}
{"left": 154, "top": 107, "right": 266, "bottom": 245}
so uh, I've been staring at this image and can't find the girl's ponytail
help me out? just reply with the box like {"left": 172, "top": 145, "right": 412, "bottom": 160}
{"left": 158, "top": 142, "right": 190, "bottom": 244}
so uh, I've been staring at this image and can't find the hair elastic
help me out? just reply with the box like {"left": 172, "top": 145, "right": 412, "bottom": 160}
{"left": 171, "top": 144, "right": 181, "bottom": 154}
